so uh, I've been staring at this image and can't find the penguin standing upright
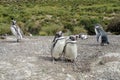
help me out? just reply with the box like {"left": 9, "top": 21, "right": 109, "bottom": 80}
{"left": 64, "top": 35, "right": 77, "bottom": 62}
{"left": 10, "top": 18, "right": 23, "bottom": 42}
{"left": 51, "top": 31, "right": 65, "bottom": 61}
{"left": 94, "top": 24, "right": 109, "bottom": 46}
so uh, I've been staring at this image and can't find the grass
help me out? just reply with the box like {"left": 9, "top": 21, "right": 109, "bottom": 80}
{"left": 0, "top": 0, "right": 120, "bottom": 35}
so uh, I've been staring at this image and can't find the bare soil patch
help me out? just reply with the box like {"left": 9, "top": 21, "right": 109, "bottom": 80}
{"left": 0, "top": 35, "right": 120, "bottom": 80}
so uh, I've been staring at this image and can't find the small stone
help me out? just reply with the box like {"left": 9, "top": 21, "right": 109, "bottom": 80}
{"left": 66, "top": 74, "right": 75, "bottom": 80}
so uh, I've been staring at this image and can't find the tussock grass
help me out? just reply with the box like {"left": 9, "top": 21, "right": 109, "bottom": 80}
{"left": 0, "top": 0, "right": 120, "bottom": 35}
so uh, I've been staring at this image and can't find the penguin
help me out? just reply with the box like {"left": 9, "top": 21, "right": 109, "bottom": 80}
{"left": 10, "top": 18, "right": 23, "bottom": 42}
{"left": 64, "top": 35, "right": 77, "bottom": 62}
{"left": 94, "top": 24, "right": 109, "bottom": 46}
{"left": 51, "top": 31, "right": 65, "bottom": 62}
{"left": 79, "top": 34, "right": 88, "bottom": 40}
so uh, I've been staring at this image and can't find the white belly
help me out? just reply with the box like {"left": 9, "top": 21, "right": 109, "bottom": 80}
{"left": 51, "top": 39, "right": 65, "bottom": 59}
{"left": 11, "top": 26, "right": 17, "bottom": 37}
{"left": 10, "top": 25, "right": 23, "bottom": 40}
{"left": 81, "top": 35, "right": 88, "bottom": 39}
{"left": 64, "top": 43, "right": 77, "bottom": 61}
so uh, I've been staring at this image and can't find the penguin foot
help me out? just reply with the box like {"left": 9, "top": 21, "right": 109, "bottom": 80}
{"left": 100, "top": 43, "right": 104, "bottom": 46}
{"left": 54, "top": 58, "right": 60, "bottom": 61}
{"left": 17, "top": 39, "right": 20, "bottom": 42}
{"left": 65, "top": 59, "right": 74, "bottom": 62}
{"left": 107, "top": 42, "right": 110, "bottom": 44}
{"left": 101, "top": 42, "right": 110, "bottom": 46}
{"left": 52, "top": 58, "right": 60, "bottom": 64}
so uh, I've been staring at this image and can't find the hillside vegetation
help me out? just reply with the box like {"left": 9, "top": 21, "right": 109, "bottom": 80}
{"left": 0, "top": 0, "right": 120, "bottom": 35}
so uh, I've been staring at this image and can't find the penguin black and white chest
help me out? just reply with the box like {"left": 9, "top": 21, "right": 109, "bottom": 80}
{"left": 94, "top": 24, "right": 109, "bottom": 46}
{"left": 64, "top": 35, "right": 77, "bottom": 61}
{"left": 51, "top": 31, "right": 65, "bottom": 60}
{"left": 10, "top": 19, "right": 23, "bottom": 42}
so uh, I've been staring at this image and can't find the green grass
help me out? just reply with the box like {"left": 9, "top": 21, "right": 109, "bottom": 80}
{"left": 0, "top": 0, "right": 120, "bottom": 35}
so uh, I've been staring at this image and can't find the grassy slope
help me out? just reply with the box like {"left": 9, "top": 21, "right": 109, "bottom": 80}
{"left": 0, "top": 0, "right": 120, "bottom": 35}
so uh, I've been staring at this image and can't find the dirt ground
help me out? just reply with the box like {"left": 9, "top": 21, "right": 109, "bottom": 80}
{"left": 0, "top": 35, "right": 120, "bottom": 80}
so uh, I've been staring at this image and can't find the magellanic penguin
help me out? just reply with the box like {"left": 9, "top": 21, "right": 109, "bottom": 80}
{"left": 94, "top": 24, "right": 109, "bottom": 46}
{"left": 51, "top": 31, "right": 65, "bottom": 62}
{"left": 64, "top": 35, "right": 77, "bottom": 62}
{"left": 79, "top": 34, "right": 88, "bottom": 40}
{"left": 10, "top": 18, "right": 23, "bottom": 42}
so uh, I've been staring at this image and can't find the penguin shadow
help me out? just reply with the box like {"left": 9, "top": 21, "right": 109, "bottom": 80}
{"left": 1, "top": 40, "right": 23, "bottom": 43}
{"left": 80, "top": 43, "right": 99, "bottom": 47}
{"left": 38, "top": 55, "right": 53, "bottom": 62}
{"left": 2, "top": 40, "right": 17, "bottom": 43}
{"left": 38, "top": 55, "right": 73, "bottom": 64}
{"left": 38, "top": 56, "right": 65, "bottom": 64}
{"left": 38, "top": 55, "right": 84, "bottom": 72}
{"left": 88, "top": 43, "right": 100, "bottom": 46}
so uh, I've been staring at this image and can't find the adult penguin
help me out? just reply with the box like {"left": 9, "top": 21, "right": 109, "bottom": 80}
{"left": 94, "top": 24, "right": 109, "bottom": 46}
{"left": 51, "top": 31, "right": 65, "bottom": 62}
{"left": 64, "top": 35, "right": 77, "bottom": 62}
{"left": 10, "top": 18, "right": 23, "bottom": 42}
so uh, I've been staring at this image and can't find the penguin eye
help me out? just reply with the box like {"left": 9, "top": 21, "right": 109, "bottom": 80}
{"left": 69, "top": 37, "right": 74, "bottom": 41}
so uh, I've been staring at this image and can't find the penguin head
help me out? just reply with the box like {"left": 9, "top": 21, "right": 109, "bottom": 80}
{"left": 53, "top": 31, "right": 63, "bottom": 42}
{"left": 94, "top": 23, "right": 100, "bottom": 29}
{"left": 95, "top": 24, "right": 104, "bottom": 32}
{"left": 69, "top": 35, "right": 76, "bottom": 41}
{"left": 11, "top": 18, "right": 16, "bottom": 25}
{"left": 95, "top": 23, "right": 103, "bottom": 29}
{"left": 75, "top": 35, "right": 79, "bottom": 40}
{"left": 56, "top": 31, "right": 63, "bottom": 38}
{"left": 79, "top": 34, "right": 82, "bottom": 38}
